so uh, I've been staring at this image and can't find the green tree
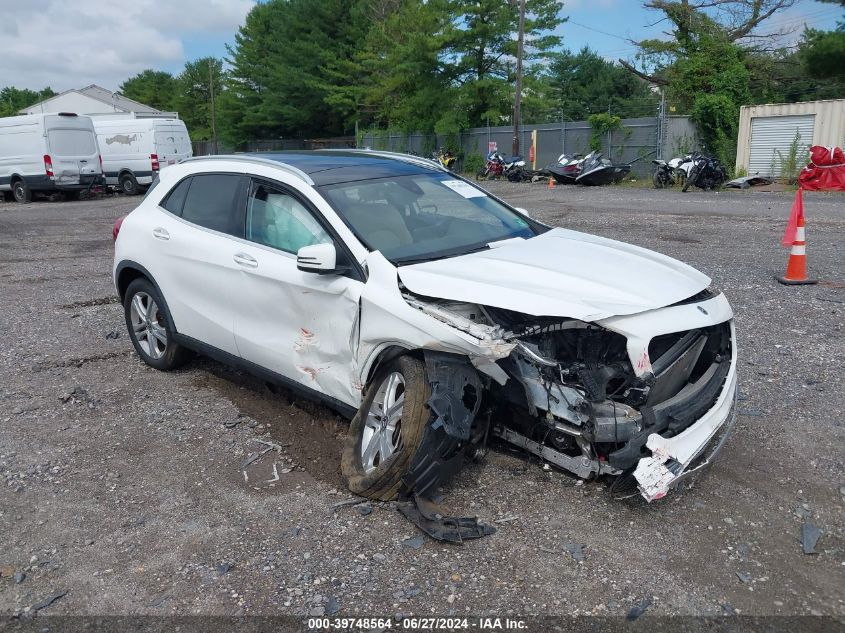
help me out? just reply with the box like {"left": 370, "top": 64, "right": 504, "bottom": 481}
{"left": 175, "top": 57, "right": 225, "bottom": 141}
{"left": 325, "top": 0, "right": 454, "bottom": 134}
{"left": 440, "top": 0, "right": 564, "bottom": 126}
{"left": 119, "top": 70, "right": 178, "bottom": 111}
{"left": 545, "top": 48, "right": 658, "bottom": 122}
{"left": 624, "top": 1, "right": 794, "bottom": 166}
{"left": 0, "top": 86, "right": 56, "bottom": 117}
{"left": 222, "top": 0, "right": 369, "bottom": 144}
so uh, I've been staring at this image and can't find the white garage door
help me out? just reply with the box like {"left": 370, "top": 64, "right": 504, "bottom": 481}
{"left": 749, "top": 115, "right": 815, "bottom": 177}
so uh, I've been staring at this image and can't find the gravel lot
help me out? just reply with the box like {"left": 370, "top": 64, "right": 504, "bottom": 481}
{"left": 1, "top": 183, "right": 843, "bottom": 624}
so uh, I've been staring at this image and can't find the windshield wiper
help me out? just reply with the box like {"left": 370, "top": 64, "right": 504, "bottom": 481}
{"left": 394, "top": 243, "right": 491, "bottom": 266}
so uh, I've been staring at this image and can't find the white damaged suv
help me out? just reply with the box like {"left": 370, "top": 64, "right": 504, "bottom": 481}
{"left": 113, "top": 151, "right": 737, "bottom": 503}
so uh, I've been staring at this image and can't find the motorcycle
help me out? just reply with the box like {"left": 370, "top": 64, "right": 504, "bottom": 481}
{"left": 432, "top": 148, "right": 457, "bottom": 170}
{"left": 477, "top": 151, "right": 525, "bottom": 181}
{"left": 652, "top": 156, "right": 693, "bottom": 188}
{"left": 503, "top": 155, "right": 527, "bottom": 181}
{"left": 477, "top": 151, "right": 504, "bottom": 180}
{"left": 681, "top": 152, "right": 727, "bottom": 192}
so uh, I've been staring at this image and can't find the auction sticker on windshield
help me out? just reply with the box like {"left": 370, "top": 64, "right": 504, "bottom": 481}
{"left": 441, "top": 179, "right": 486, "bottom": 198}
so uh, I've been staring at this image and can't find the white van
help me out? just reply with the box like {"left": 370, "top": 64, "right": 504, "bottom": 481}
{"left": 94, "top": 118, "right": 193, "bottom": 195}
{"left": 0, "top": 113, "right": 104, "bottom": 203}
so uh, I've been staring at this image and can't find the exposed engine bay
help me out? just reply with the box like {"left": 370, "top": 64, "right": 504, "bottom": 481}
{"left": 402, "top": 290, "right": 736, "bottom": 502}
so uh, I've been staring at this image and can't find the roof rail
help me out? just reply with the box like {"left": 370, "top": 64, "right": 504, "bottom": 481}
{"left": 325, "top": 148, "right": 445, "bottom": 172}
{"left": 179, "top": 154, "right": 314, "bottom": 185}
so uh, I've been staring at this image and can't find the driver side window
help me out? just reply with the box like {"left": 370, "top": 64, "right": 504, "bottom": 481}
{"left": 246, "top": 182, "right": 331, "bottom": 254}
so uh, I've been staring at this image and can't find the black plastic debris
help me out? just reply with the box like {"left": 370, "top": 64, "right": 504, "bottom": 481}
{"left": 401, "top": 535, "right": 425, "bottom": 550}
{"left": 216, "top": 561, "right": 232, "bottom": 575}
{"left": 325, "top": 596, "right": 340, "bottom": 616}
{"left": 564, "top": 543, "right": 586, "bottom": 562}
{"left": 397, "top": 494, "right": 495, "bottom": 544}
{"left": 735, "top": 571, "right": 752, "bottom": 584}
{"left": 626, "top": 597, "right": 652, "bottom": 620}
{"left": 29, "top": 590, "right": 67, "bottom": 613}
{"left": 423, "top": 352, "right": 483, "bottom": 440}
{"left": 801, "top": 523, "right": 822, "bottom": 554}
{"left": 724, "top": 175, "right": 773, "bottom": 189}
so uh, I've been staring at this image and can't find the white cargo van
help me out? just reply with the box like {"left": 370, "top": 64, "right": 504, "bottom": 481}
{"left": 94, "top": 118, "right": 192, "bottom": 195}
{"left": 0, "top": 113, "right": 104, "bottom": 203}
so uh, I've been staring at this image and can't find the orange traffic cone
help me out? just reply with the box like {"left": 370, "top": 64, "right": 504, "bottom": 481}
{"left": 777, "top": 209, "right": 817, "bottom": 285}
{"left": 548, "top": 176, "right": 556, "bottom": 189}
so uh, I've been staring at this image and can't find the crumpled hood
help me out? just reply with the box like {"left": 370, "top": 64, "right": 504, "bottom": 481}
{"left": 397, "top": 228, "right": 711, "bottom": 321}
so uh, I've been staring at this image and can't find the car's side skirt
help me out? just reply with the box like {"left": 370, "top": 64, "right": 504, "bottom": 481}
{"left": 172, "top": 332, "right": 358, "bottom": 420}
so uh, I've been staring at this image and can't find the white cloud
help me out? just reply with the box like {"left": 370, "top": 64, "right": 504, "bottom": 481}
{"left": 0, "top": 0, "right": 255, "bottom": 91}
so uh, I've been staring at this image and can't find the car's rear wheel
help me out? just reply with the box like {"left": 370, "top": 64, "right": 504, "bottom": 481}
{"left": 342, "top": 355, "right": 463, "bottom": 501}
{"left": 120, "top": 173, "right": 139, "bottom": 195}
{"left": 12, "top": 180, "right": 31, "bottom": 203}
{"left": 123, "top": 278, "right": 188, "bottom": 371}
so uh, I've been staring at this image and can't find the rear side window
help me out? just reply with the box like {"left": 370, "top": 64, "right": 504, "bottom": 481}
{"left": 180, "top": 174, "right": 247, "bottom": 237}
{"left": 161, "top": 177, "right": 191, "bottom": 215}
{"left": 47, "top": 129, "right": 96, "bottom": 156}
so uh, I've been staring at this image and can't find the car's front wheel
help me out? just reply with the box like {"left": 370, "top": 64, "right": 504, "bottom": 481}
{"left": 123, "top": 278, "right": 188, "bottom": 370}
{"left": 342, "top": 355, "right": 464, "bottom": 501}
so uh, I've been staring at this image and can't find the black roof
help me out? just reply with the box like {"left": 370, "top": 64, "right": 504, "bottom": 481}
{"left": 242, "top": 151, "right": 439, "bottom": 186}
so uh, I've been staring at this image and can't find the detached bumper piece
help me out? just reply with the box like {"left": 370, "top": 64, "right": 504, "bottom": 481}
{"left": 397, "top": 494, "right": 495, "bottom": 544}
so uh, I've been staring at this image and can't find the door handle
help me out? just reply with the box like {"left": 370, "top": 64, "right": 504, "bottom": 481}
{"left": 152, "top": 227, "right": 170, "bottom": 240}
{"left": 233, "top": 252, "right": 258, "bottom": 268}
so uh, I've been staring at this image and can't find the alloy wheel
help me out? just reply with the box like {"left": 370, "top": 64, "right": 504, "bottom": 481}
{"left": 360, "top": 372, "right": 405, "bottom": 473}
{"left": 129, "top": 291, "right": 167, "bottom": 359}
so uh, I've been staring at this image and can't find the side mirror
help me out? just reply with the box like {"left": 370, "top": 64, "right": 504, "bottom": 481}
{"left": 514, "top": 207, "right": 531, "bottom": 218}
{"left": 297, "top": 243, "right": 338, "bottom": 274}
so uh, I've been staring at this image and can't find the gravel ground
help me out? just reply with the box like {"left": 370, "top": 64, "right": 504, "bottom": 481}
{"left": 0, "top": 183, "right": 843, "bottom": 623}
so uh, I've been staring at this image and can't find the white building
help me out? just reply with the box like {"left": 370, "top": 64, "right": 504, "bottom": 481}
{"left": 20, "top": 84, "right": 178, "bottom": 120}
{"left": 735, "top": 99, "right": 845, "bottom": 177}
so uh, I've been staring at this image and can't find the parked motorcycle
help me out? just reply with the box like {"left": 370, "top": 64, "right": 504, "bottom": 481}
{"left": 652, "top": 159, "right": 675, "bottom": 188}
{"left": 432, "top": 148, "right": 457, "bottom": 170}
{"left": 681, "top": 152, "right": 727, "bottom": 192}
{"left": 652, "top": 156, "right": 694, "bottom": 188}
{"left": 477, "top": 151, "right": 504, "bottom": 180}
{"left": 477, "top": 151, "right": 525, "bottom": 181}
{"left": 503, "top": 155, "right": 527, "bottom": 181}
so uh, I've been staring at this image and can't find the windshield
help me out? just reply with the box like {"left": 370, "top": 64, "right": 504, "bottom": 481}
{"left": 320, "top": 173, "right": 538, "bottom": 264}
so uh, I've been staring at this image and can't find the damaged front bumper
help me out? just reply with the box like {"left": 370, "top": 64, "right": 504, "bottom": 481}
{"left": 401, "top": 288, "right": 738, "bottom": 503}
{"left": 633, "top": 340, "right": 738, "bottom": 501}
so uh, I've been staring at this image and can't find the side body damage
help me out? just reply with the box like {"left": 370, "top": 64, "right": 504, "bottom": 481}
{"left": 355, "top": 252, "right": 737, "bottom": 503}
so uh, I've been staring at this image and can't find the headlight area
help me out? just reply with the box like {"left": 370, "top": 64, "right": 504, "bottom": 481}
{"left": 402, "top": 294, "right": 734, "bottom": 501}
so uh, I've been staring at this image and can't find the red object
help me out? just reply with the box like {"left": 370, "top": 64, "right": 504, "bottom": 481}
{"left": 777, "top": 211, "right": 816, "bottom": 285}
{"left": 43, "top": 154, "right": 53, "bottom": 177}
{"left": 798, "top": 145, "right": 845, "bottom": 191}
{"left": 112, "top": 215, "right": 126, "bottom": 241}
{"left": 781, "top": 188, "right": 803, "bottom": 247}
{"left": 151, "top": 153, "right": 160, "bottom": 172}
{"left": 528, "top": 145, "right": 535, "bottom": 163}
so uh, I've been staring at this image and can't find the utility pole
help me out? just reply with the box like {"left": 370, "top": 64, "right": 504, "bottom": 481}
{"left": 208, "top": 59, "right": 218, "bottom": 155}
{"left": 512, "top": 0, "right": 525, "bottom": 158}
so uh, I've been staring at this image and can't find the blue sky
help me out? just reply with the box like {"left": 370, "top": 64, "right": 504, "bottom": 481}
{"left": 558, "top": 0, "right": 843, "bottom": 62}
{"left": 176, "top": 0, "right": 844, "bottom": 71}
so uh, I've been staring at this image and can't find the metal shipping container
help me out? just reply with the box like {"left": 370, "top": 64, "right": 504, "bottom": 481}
{"left": 736, "top": 99, "right": 845, "bottom": 177}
